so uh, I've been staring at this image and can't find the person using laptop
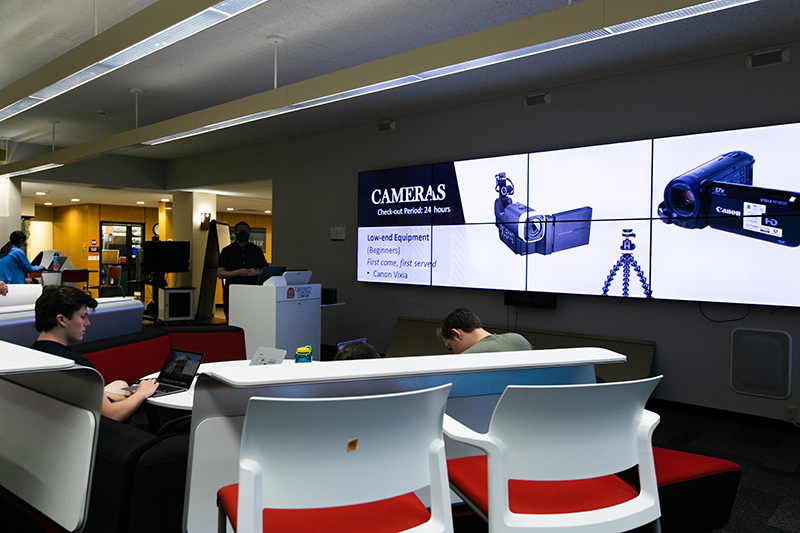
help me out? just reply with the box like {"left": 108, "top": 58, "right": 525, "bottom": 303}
{"left": 30, "top": 286, "right": 159, "bottom": 427}
{"left": 0, "top": 230, "right": 43, "bottom": 284}
{"left": 217, "top": 221, "right": 269, "bottom": 320}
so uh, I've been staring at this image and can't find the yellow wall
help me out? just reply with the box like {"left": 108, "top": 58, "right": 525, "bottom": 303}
{"left": 47, "top": 204, "right": 161, "bottom": 297}
{"left": 34, "top": 205, "right": 271, "bottom": 308}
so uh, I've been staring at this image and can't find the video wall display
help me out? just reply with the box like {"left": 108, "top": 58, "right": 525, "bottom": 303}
{"left": 357, "top": 122, "right": 800, "bottom": 307}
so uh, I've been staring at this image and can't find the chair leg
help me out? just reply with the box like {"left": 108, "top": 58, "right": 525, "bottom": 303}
{"left": 628, "top": 518, "right": 662, "bottom": 533}
{"left": 217, "top": 499, "right": 230, "bottom": 533}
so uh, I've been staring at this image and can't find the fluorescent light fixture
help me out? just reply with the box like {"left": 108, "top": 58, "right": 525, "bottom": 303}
{"left": 143, "top": 0, "right": 759, "bottom": 146}
{"left": 0, "top": 163, "right": 63, "bottom": 178}
{"left": 71, "top": 198, "right": 80, "bottom": 202}
{"left": 35, "top": 191, "right": 46, "bottom": 196}
{"left": 44, "top": 202, "right": 53, "bottom": 206}
{"left": 136, "top": 201, "right": 146, "bottom": 204}
{"left": 0, "top": 0, "right": 272, "bottom": 123}
{"left": 160, "top": 198, "right": 171, "bottom": 202}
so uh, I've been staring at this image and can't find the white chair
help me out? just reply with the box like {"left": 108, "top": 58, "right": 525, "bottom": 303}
{"left": 217, "top": 383, "right": 454, "bottom": 533}
{"left": 444, "top": 376, "right": 663, "bottom": 533}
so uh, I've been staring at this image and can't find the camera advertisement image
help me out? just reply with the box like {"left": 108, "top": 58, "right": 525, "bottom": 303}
{"left": 652, "top": 122, "right": 800, "bottom": 306}
{"left": 358, "top": 121, "right": 800, "bottom": 307}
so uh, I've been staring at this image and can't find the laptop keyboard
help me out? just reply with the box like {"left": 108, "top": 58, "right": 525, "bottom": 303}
{"left": 151, "top": 383, "right": 187, "bottom": 397}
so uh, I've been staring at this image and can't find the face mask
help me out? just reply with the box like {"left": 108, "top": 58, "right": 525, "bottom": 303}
{"left": 236, "top": 231, "right": 250, "bottom": 243}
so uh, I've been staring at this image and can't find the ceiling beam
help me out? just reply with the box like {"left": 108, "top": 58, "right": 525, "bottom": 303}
{"left": 0, "top": 0, "right": 729, "bottom": 177}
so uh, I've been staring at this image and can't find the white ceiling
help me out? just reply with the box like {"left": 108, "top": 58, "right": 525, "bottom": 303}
{"left": 1, "top": 0, "right": 799, "bottom": 209}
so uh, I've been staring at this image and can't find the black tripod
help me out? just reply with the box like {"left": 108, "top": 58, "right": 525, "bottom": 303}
{"left": 602, "top": 229, "right": 652, "bottom": 297}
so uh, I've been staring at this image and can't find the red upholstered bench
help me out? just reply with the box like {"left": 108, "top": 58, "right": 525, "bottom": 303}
{"left": 651, "top": 447, "right": 741, "bottom": 532}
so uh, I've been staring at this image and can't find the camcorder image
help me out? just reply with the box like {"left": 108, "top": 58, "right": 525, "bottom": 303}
{"left": 494, "top": 172, "right": 593, "bottom": 255}
{"left": 658, "top": 151, "right": 800, "bottom": 246}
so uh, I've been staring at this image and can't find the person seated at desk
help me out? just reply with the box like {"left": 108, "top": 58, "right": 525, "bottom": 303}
{"left": 0, "top": 230, "right": 43, "bottom": 284}
{"left": 217, "top": 221, "right": 269, "bottom": 320}
{"left": 436, "top": 307, "right": 532, "bottom": 354}
{"left": 334, "top": 341, "right": 381, "bottom": 361}
{"left": 30, "top": 286, "right": 159, "bottom": 428}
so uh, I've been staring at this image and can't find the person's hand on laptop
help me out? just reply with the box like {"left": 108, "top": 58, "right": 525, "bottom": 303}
{"left": 132, "top": 378, "right": 159, "bottom": 398}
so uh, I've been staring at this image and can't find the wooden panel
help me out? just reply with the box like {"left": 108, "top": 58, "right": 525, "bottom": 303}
{"left": 385, "top": 316, "right": 655, "bottom": 382}
{"left": 99, "top": 205, "right": 146, "bottom": 223}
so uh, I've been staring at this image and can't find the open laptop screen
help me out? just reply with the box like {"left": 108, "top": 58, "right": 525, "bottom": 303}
{"left": 159, "top": 350, "right": 204, "bottom": 388}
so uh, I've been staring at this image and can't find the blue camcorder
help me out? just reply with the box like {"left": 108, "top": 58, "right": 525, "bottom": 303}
{"left": 658, "top": 151, "right": 800, "bottom": 246}
{"left": 494, "top": 172, "right": 593, "bottom": 255}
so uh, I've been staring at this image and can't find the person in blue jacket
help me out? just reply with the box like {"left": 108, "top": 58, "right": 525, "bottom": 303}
{"left": 0, "top": 230, "right": 43, "bottom": 284}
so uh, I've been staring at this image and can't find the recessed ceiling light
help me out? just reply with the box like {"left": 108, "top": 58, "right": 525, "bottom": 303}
{"left": 44, "top": 202, "right": 53, "bottom": 206}
{"left": 160, "top": 198, "right": 170, "bottom": 202}
{"left": 265, "top": 210, "right": 271, "bottom": 214}
{"left": 165, "top": 206, "right": 172, "bottom": 210}
{"left": 71, "top": 198, "right": 80, "bottom": 202}
{"left": 35, "top": 191, "right": 46, "bottom": 196}
{"left": 136, "top": 201, "right": 145, "bottom": 205}
{"left": 226, "top": 207, "right": 234, "bottom": 211}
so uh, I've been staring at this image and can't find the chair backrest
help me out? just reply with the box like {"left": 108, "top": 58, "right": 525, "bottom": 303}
{"left": 61, "top": 269, "right": 89, "bottom": 284}
{"left": 107, "top": 265, "right": 122, "bottom": 281}
{"left": 239, "top": 383, "right": 452, "bottom": 509}
{"left": 489, "top": 376, "right": 662, "bottom": 481}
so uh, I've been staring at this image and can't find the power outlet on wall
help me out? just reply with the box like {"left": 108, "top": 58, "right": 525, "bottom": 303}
{"left": 784, "top": 406, "right": 797, "bottom": 424}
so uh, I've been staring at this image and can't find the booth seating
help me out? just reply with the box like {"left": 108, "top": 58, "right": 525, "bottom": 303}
{"left": 0, "top": 288, "right": 144, "bottom": 348}
{"left": 648, "top": 447, "right": 741, "bottom": 532}
{"left": 67, "top": 325, "right": 248, "bottom": 533}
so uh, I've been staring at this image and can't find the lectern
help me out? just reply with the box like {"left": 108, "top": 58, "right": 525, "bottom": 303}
{"left": 228, "top": 272, "right": 320, "bottom": 360}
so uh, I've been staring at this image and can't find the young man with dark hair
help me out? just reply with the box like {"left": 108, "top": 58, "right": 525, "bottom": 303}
{"left": 217, "top": 221, "right": 269, "bottom": 320}
{"left": 436, "top": 307, "right": 532, "bottom": 354}
{"left": 31, "top": 286, "right": 159, "bottom": 424}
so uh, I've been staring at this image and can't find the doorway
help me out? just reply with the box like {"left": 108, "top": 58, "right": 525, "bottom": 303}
{"left": 100, "top": 222, "right": 144, "bottom": 296}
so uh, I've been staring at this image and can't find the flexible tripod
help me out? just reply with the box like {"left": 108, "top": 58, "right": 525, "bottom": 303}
{"left": 602, "top": 229, "right": 652, "bottom": 297}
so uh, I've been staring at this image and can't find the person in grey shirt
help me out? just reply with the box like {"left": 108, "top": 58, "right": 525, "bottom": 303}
{"left": 436, "top": 307, "right": 532, "bottom": 354}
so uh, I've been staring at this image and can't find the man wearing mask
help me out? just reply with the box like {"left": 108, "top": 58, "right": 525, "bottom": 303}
{"left": 217, "top": 221, "right": 269, "bottom": 320}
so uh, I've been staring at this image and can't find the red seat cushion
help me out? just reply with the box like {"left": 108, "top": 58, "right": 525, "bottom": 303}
{"left": 83, "top": 335, "right": 172, "bottom": 384}
{"left": 167, "top": 330, "right": 246, "bottom": 363}
{"left": 447, "top": 455, "right": 638, "bottom": 515}
{"left": 217, "top": 484, "right": 432, "bottom": 532}
{"left": 652, "top": 447, "right": 741, "bottom": 487}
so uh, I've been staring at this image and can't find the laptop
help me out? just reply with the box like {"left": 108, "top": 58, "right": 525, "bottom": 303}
{"left": 123, "top": 349, "right": 205, "bottom": 398}
{"left": 258, "top": 266, "right": 286, "bottom": 284}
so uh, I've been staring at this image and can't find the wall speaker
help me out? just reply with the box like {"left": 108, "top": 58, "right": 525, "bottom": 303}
{"left": 730, "top": 328, "right": 792, "bottom": 399}
{"left": 746, "top": 48, "right": 790, "bottom": 69}
{"left": 524, "top": 92, "right": 552, "bottom": 108}
{"left": 377, "top": 120, "right": 396, "bottom": 133}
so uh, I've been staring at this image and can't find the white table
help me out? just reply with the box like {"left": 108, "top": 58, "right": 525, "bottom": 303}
{"left": 146, "top": 360, "right": 265, "bottom": 410}
{"left": 0, "top": 341, "right": 74, "bottom": 374}
{"left": 184, "top": 347, "right": 626, "bottom": 533}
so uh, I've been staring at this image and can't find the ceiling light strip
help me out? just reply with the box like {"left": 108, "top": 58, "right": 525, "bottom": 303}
{"left": 144, "top": 0, "right": 758, "bottom": 146}
{"left": 0, "top": 0, "right": 271, "bottom": 123}
{"left": 606, "top": 0, "right": 761, "bottom": 34}
{"left": 1, "top": 163, "right": 64, "bottom": 178}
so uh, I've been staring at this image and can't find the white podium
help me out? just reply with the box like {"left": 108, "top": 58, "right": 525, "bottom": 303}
{"left": 229, "top": 275, "right": 321, "bottom": 360}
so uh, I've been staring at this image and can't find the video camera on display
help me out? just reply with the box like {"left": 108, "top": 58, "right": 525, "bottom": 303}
{"left": 658, "top": 151, "right": 800, "bottom": 246}
{"left": 494, "top": 172, "right": 593, "bottom": 255}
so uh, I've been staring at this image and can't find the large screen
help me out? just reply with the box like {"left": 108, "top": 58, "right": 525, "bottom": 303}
{"left": 358, "top": 122, "right": 800, "bottom": 307}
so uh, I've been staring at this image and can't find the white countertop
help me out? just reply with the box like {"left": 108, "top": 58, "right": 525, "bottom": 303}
{"left": 0, "top": 340, "right": 75, "bottom": 374}
{"left": 205, "top": 347, "right": 625, "bottom": 387}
